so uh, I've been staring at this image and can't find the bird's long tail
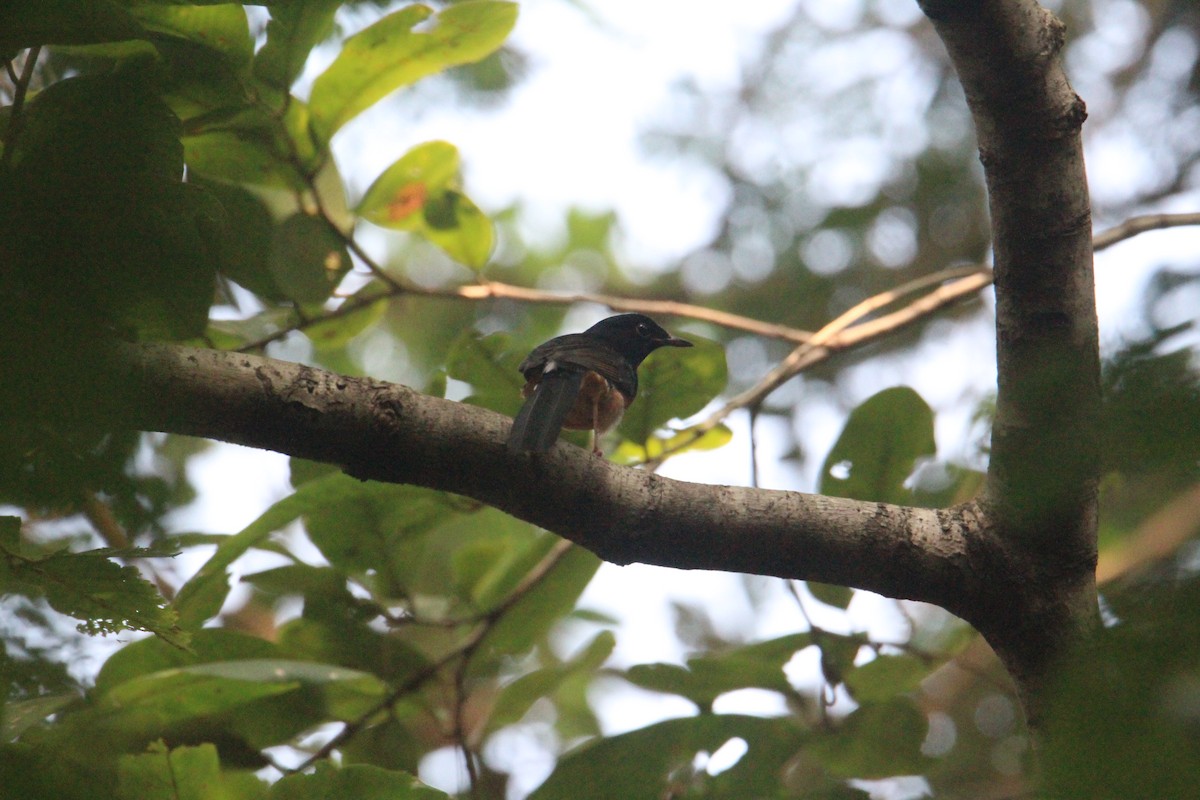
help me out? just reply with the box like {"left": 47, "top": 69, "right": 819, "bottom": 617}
{"left": 506, "top": 370, "right": 584, "bottom": 453}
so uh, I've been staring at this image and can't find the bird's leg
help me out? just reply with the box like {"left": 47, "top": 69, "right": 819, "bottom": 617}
{"left": 590, "top": 395, "right": 604, "bottom": 456}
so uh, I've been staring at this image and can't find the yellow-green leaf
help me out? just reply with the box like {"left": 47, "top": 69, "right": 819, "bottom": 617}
{"left": 357, "top": 141, "right": 494, "bottom": 268}
{"left": 130, "top": 5, "right": 253, "bottom": 65}
{"left": 308, "top": 1, "right": 518, "bottom": 142}
{"left": 612, "top": 423, "right": 732, "bottom": 463}
{"left": 304, "top": 297, "right": 388, "bottom": 350}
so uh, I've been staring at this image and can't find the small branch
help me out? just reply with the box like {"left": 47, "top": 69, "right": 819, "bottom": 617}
{"left": 1093, "top": 211, "right": 1200, "bottom": 251}
{"left": 234, "top": 278, "right": 810, "bottom": 353}
{"left": 1, "top": 47, "right": 42, "bottom": 171}
{"left": 81, "top": 493, "right": 129, "bottom": 549}
{"left": 452, "top": 655, "right": 479, "bottom": 796}
{"left": 444, "top": 282, "right": 812, "bottom": 342}
{"left": 725, "top": 267, "right": 991, "bottom": 409}
{"left": 644, "top": 267, "right": 993, "bottom": 466}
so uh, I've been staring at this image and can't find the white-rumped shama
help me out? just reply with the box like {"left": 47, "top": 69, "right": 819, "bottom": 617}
{"left": 506, "top": 313, "right": 693, "bottom": 455}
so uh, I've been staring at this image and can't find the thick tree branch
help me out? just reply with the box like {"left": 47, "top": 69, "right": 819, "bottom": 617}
{"left": 919, "top": 0, "right": 1100, "bottom": 716}
{"left": 105, "top": 342, "right": 985, "bottom": 621}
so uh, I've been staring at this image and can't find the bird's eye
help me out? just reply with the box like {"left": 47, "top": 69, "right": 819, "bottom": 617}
{"left": 636, "top": 322, "right": 651, "bottom": 336}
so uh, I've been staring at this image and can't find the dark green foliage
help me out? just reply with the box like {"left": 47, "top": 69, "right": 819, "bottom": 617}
{"left": 1101, "top": 321, "right": 1200, "bottom": 479}
{"left": 819, "top": 386, "right": 935, "bottom": 504}
{"left": 529, "top": 715, "right": 807, "bottom": 800}
{"left": 1045, "top": 570, "right": 1200, "bottom": 799}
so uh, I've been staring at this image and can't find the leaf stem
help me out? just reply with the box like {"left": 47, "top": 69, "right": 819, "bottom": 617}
{"left": 1, "top": 47, "right": 42, "bottom": 172}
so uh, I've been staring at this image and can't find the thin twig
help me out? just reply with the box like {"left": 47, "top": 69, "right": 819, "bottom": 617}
{"left": 81, "top": 492, "right": 130, "bottom": 549}
{"left": 1093, "top": 211, "right": 1200, "bottom": 251}
{"left": 642, "top": 267, "right": 994, "bottom": 467}
{"left": 444, "top": 282, "right": 812, "bottom": 342}
{"left": 234, "top": 278, "right": 809, "bottom": 352}
{"left": 1, "top": 47, "right": 42, "bottom": 171}
{"left": 452, "top": 654, "right": 479, "bottom": 797}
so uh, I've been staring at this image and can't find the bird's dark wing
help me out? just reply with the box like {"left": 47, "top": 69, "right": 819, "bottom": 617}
{"left": 518, "top": 335, "right": 638, "bottom": 398}
{"left": 506, "top": 368, "right": 586, "bottom": 453}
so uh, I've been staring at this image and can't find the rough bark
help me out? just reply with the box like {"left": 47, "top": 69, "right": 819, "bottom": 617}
{"left": 104, "top": 342, "right": 983, "bottom": 615}
{"left": 918, "top": 0, "right": 1100, "bottom": 719}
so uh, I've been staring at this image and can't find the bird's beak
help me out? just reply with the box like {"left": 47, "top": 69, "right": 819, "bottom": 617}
{"left": 663, "top": 337, "right": 693, "bottom": 348}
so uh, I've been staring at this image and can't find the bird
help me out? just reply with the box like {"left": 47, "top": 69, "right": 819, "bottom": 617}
{"left": 506, "top": 313, "right": 693, "bottom": 455}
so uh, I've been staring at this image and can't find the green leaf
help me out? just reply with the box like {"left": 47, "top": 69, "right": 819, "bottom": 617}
{"left": 476, "top": 543, "right": 601, "bottom": 660}
{"left": 253, "top": 1, "right": 341, "bottom": 93}
{"left": 172, "top": 474, "right": 354, "bottom": 629}
{"left": 243, "top": 563, "right": 352, "bottom": 602}
{"left": 624, "top": 632, "right": 812, "bottom": 708}
{"left": 304, "top": 296, "right": 388, "bottom": 350}
{"left": 446, "top": 330, "right": 527, "bottom": 415}
{"left": 184, "top": 129, "right": 301, "bottom": 190}
{"left": 269, "top": 213, "right": 351, "bottom": 304}
{"left": 1, "top": 693, "right": 80, "bottom": 741}
{"left": 0, "top": 0, "right": 145, "bottom": 51}
{"left": 817, "top": 632, "right": 867, "bottom": 687}
{"left": 452, "top": 536, "right": 525, "bottom": 608}
{"left": 204, "top": 307, "right": 296, "bottom": 349}
{"left": 275, "top": 614, "right": 432, "bottom": 686}
{"left": 911, "top": 462, "right": 986, "bottom": 508}
{"left": 308, "top": 2, "right": 518, "bottom": 142}
{"left": 117, "top": 741, "right": 226, "bottom": 800}
{"left": 617, "top": 335, "right": 728, "bottom": 447}
{"left": 176, "top": 474, "right": 460, "bottom": 627}
{"left": 289, "top": 457, "right": 340, "bottom": 488}
{"left": 530, "top": 715, "right": 805, "bottom": 800}
{"left": 270, "top": 762, "right": 450, "bottom": 800}
{"left": 98, "top": 666, "right": 298, "bottom": 727}
{"left": 0, "top": 536, "right": 186, "bottom": 648}
{"left": 614, "top": 424, "right": 732, "bottom": 463}
{"left": 299, "top": 478, "right": 460, "bottom": 592}
{"left": 129, "top": 5, "right": 253, "bottom": 65}
{"left": 386, "top": 506, "right": 535, "bottom": 618}
{"left": 181, "top": 99, "right": 331, "bottom": 190}
{"left": 819, "top": 386, "right": 936, "bottom": 504}
{"left": 489, "top": 631, "right": 616, "bottom": 730}
{"left": 1043, "top": 573, "right": 1200, "bottom": 799}
{"left": 96, "top": 633, "right": 404, "bottom": 757}
{"left": 9, "top": 71, "right": 220, "bottom": 340}
{"left": 843, "top": 655, "right": 931, "bottom": 703}
{"left": 565, "top": 208, "right": 619, "bottom": 251}
{"left": 95, "top": 629, "right": 279, "bottom": 695}
{"left": 192, "top": 177, "right": 278, "bottom": 298}
{"left": 807, "top": 699, "right": 933, "bottom": 779}
{"left": 808, "top": 581, "right": 854, "bottom": 610}
{"left": 357, "top": 141, "right": 495, "bottom": 268}
{"left": 190, "top": 660, "right": 389, "bottom": 720}
{"left": 0, "top": 516, "right": 22, "bottom": 551}
{"left": 97, "top": 660, "right": 387, "bottom": 744}
{"left": 358, "top": 142, "right": 460, "bottom": 216}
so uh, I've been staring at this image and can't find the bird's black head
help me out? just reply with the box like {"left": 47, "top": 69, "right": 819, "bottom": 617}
{"left": 584, "top": 313, "right": 693, "bottom": 367}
